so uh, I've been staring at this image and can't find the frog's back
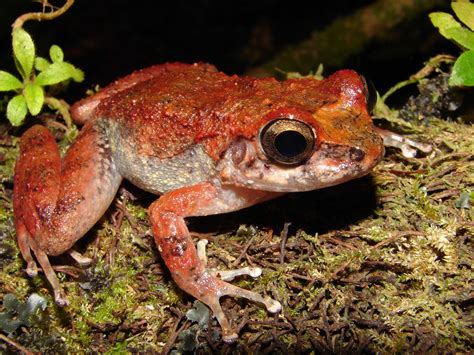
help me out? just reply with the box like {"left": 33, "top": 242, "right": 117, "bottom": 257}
{"left": 95, "top": 63, "right": 241, "bottom": 160}
{"left": 94, "top": 62, "right": 317, "bottom": 162}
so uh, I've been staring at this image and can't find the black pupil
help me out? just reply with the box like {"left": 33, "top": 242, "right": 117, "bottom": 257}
{"left": 274, "top": 130, "right": 307, "bottom": 158}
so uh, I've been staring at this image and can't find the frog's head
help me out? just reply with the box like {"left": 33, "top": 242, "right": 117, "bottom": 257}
{"left": 218, "top": 70, "right": 384, "bottom": 192}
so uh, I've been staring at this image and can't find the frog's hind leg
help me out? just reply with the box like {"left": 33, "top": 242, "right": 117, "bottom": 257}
{"left": 15, "top": 207, "right": 69, "bottom": 305}
{"left": 13, "top": 124, "right": 122, "bottom": 305}
{"left": 15, "top": 219, "right": 37, "bottom": 277}
{"left": 29, "top": 236, "right": 69, "bottom": 305}
{"left": 148, "top": 183, "right": 282, "bottom": 342}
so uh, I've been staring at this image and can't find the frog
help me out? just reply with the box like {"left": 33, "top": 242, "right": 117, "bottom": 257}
{"left": 13, "top": 62, "right": 385, "bottom": 342}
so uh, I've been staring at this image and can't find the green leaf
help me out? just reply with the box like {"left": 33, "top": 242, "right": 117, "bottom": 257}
{"left": 0, "top": 71, "right": 23, "bottom": 91}
{"left": 178, "top": 329, "right": 199, "bottom": 352}
{"left": 36, "top": 62, "right": 82, "bottom": 86}
{"left": 429, "top": 12, "right": 462, "bottom": 39}
{"left": 449, "top": 50, "right": 474, "bottom": 86}
{"left": 19, "top": 293, "right": 47, "bottom": 325}
{"left": 49, "top": 45, "right": 64, "bottom": 63}
{"left": 35, "top": 57, "right": 51, "bottom": 71}
{"left": 445, "top": 26, "right": 474, "bottom": 50}
{"left": 452, "top": 1, "right": 474, "bottom": 31}
{"left": 24, "top": 82, "right": 44, "bottom": 116}
{"left": 0, "top": 312, "right": 22, "bottom": 334}
{"left": 12, "top": 28, "right": 35, "bottom": 80}
{"left": 71, "top": 67, "right": 85, "bottom": 82}
{"left": 429, "top": 11, "right": 474, "bottom": 49}
{"left": 7, "top": 94, "right": 28, "bottom": 126}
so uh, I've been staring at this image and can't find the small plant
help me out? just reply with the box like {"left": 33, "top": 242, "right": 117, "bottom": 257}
{"left": 430, "top": 1, "right": 474, "bottom": 86}
{"left": 0, "top": 0, "right": 82, "bottom": 128}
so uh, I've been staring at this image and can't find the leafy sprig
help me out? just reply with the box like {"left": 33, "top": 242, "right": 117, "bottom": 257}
{"left": 430, "top": 1, "right": 474, "bottom": 86}
{"left": 0, "top": 0, "right": 81, "bottom": 128}
{"left": 0, "top": 28, "right": 83, "bottom": 126}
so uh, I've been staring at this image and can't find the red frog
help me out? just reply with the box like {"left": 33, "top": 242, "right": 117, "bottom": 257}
{"left": 14, "top": 62, "right": 384, "bottom": 342}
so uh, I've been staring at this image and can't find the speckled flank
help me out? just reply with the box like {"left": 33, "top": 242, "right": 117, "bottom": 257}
{"left": 103, "top": 119, "right": 217, "bottom": 195}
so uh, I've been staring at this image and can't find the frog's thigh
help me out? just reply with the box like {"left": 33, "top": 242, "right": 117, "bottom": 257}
{"left": 14, "top": 124, "right": 122, "bottom": 304}
{"left": 148, "top": 183, "right": 281, "bottom": 342}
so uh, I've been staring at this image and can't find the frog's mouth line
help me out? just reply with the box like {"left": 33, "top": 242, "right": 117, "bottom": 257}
{"left": 282, "top": 142, "right": 382, "bottom": 191}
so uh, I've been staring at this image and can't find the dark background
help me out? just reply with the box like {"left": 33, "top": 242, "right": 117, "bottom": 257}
{"left": 1, "top": 0, "right": 454, "bottom": 102}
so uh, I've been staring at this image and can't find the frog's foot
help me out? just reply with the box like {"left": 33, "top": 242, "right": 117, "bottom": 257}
{"left": 182, "top": 269, "right": 282, "bottom": 342}
{"left": 172, "top": 260, "right": 281, "bottom": 342}
{"left": 27, "top": 238, "right": 69, "bottom": 307}
{"left": 197, "top": 239, "right": 263, "bottom": 281}
{"left": 149, "top": 183, "right": 282, "bottom": 342}
{"left": 68, "top": 250, "right": 93, "bottom": 266}
{"left": 375, "top": 127, "right": 433, "bottom": 158}
{"left": 25, "top": 261, "right": 38, "bottom": 277}
{"left": 15, "top": 222, "right": 38, "bottom": 277}
{"left": 16, "top": 220, "right": 67, "bottom": 304}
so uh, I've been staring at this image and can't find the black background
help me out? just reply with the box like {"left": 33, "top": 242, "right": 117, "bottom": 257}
{"left": 1, "top": 1, "right": 454, "bottom": 102}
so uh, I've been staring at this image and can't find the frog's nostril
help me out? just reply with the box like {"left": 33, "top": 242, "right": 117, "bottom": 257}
{"left": 349, "top": 147, "right": 365, "bottom": 162}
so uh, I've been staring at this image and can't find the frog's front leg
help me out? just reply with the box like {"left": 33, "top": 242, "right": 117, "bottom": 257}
{"left": 148, "top": 183, "right": 282, "bottom": 342}
{"left": 14, "top": 124, "right": 122, "bottom": 305}
{"left": 375, "top": 127, "right": 432, "bottom": 157}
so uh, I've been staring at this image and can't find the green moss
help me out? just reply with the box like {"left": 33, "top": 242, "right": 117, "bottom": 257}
{"left": 95, "top": 280, "right": 132, "bottom": 323}
{"left": 105, "top": 341, "right": 130, "bottom": 354}
{"left": 0, "top": 138, "right": 18, "bottom": 182}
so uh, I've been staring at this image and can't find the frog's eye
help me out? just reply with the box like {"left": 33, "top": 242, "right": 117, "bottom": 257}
{"left": 260, "top": 119, "right": 315, "bottom": 166}
{"left": 360, "top": 75, "right": 377, "bottom": 114}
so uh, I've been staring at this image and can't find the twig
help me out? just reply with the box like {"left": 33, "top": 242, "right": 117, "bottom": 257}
{"left": 160, "top": 313, "right": 188, "bottom": 355}
{"left": 372, "top": 230, "right": 425, "bottom": 249}
{"left": 13, "top": 0, "right": 75, "bottom": 30}
{"left": 430, "top": 152, "right": 472, "bottom": 168}
{"left": 430, "top": 189, "right": 461, "bottom": 201}
{"left": 231, "top": 231, "right": 257, "bottom": 267}
{"left": 105, "top": 208, "right": 125, "bottom": 266}
{"left": 0, "top": 333, "right": 34, "bottom": 355}
{"left": 44, "top": 97, "right": 73, "bottom": 129}
{"left": 381, "top": 54, "right": 455, "bottom": 101}
{"left": 249, "top": 0, "right": 446, "bottom": 76}
{"left": 279, "top": 222, "right": 291, "bottom": 264}
{"left": 308, "top": 288, "right": 327, "bottom": 313}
